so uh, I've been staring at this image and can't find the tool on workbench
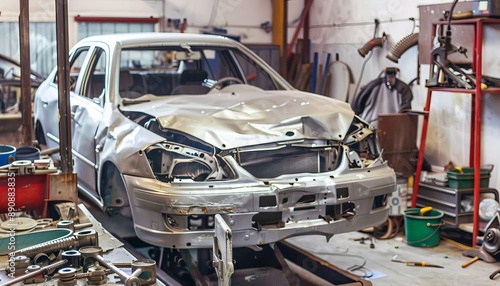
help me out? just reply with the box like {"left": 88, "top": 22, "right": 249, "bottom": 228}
{"left": 57, "top": 267, "right": 78, "bottom": 286}
{"left": 75, "top": 266, "right": 111, "bottom": 285}
{"left": 2, "top": 259, "right": 68, "bottom": 286}
{"left": 11, "top": 229, "right": 98, "bottom": 258}
{"left": 79, "top": 245, "right": 157, "bottom": 286}
{"left": 391, "top": 255, "right": 444, "bottom": 268}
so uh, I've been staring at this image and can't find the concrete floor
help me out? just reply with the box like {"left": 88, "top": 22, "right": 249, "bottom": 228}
{"left": 287, "top": 231, "right": 500, "bottom": 286}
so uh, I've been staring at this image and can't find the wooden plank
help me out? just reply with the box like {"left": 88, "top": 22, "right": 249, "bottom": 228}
{"left": 295, "top": 63, "right": 313, "bottom": 91}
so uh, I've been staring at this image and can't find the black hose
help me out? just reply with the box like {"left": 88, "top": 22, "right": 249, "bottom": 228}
{"left": 448, "top": 0, "right": 459, "bottom": 29}
{"left": 386, "top": 33, "right": 419, "bottom": 63}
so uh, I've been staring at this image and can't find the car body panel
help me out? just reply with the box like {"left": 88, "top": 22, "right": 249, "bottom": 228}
{"left": 123, "top": 153, "right": 395, "bottom": 248}
{"left": 71, "top": 95, "right": 102, "bottom": 193}
{"left": 120, "top": 90, "right": 354, "bottom": 149}
{"left": 34, "top": 32, "right": 396, "bottom": 249}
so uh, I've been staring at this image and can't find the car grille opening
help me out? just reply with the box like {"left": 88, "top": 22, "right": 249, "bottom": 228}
{"left": 326, "top": 202, "right": 356, "bottom": 220}
{"left": 252, "top": 212, "right": 283, "bottom": 229}
{"left": 259, "top": 196, "right": 277, "bottom": 207}
{"left": 236, "top": 145, "right": 341, "bottom": 178}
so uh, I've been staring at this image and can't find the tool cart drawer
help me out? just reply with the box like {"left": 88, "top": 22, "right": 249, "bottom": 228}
{"left": 416, "top": 182, "right": 499, "bottom": 225}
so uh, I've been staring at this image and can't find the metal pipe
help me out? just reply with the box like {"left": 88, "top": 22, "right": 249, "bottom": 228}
{"left": 2, "top": 259, "right": 68, "bottom": 286}
{"left": 412, "top": 89, "right": 432, "bottom": 208}
{"left": 55, "top": 0, "right": 73, "bottom": 174}
{"left": 287, "top": 0, "right": 313, "bottom": 59}
{"left": 302, "top": 0, "right": 310, "bottom": 64}
{"left": 272, "top": 0, "right": 285, "bottom": 75}
{"left": 472, "top": 20, "right": 484, "bottom": 248}
{"left": 19, "top": 0, "right": 33, "bottom": 146}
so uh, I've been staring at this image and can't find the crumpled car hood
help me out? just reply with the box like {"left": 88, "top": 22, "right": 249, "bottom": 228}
{"left": 129, "top": 90, "right": 355, "bottom": 149}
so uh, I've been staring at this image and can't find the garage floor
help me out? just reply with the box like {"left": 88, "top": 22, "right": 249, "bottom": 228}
{"left": 288, "top": 230, "right": 500, "bottom": 286}
{"left": 84, "top": 196, "right": 500, "bottom": 286}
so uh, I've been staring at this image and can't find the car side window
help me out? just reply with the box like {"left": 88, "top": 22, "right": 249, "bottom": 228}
{"left": 52, "top": 47, "right": 89, "bottom": 91}
{"left": 82, "top": 48, "right": 107, "bottom": 105}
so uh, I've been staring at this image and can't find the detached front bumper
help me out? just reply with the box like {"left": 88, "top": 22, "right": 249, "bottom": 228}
{"left": 124, "top": 163, "right": 395, "bottom": 249}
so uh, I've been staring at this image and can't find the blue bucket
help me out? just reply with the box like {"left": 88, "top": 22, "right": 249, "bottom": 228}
{"left": 15, "top": 146, "right": 40, "bottom": 161}
{"left": 0, "top": 145, "right": 16, "bottom": 166}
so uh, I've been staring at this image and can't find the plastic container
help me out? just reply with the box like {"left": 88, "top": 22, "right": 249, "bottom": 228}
{"left": 404, "top": 208, "right": 443, "bottom": 247}
{"left": 15, "top": 146, "right": 41, "bottom": 161}
{"left": 447, "top": 167, "right": 491, "bottom": 189}
{"left": 0, "top": 144, "right": 16, "bottom": 166}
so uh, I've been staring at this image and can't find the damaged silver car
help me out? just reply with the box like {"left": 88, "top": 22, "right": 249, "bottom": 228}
{"left": 34, "top": 33, "right": 396, "bottom": 249}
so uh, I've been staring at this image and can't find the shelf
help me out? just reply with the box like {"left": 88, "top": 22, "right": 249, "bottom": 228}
{"left": 435, "top": 17, "right": 500, "bottom": 26}
{"left": 425, "top": 87, "right": 500, "bottom": 94}
{"left": 416, "top": 182, "right": 499, "bottom": 226}
{"left": 412, "top": 16, "right": 500, "bottom": 247}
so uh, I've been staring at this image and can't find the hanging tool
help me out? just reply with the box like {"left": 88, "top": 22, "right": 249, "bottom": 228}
{"left": 426, "top": 0, "right": 475, "bottom": 89}
{"left": 391, "top": 255, "right": 444, "bottom": 268}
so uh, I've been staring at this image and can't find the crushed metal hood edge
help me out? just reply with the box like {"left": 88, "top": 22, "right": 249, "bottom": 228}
{"left": 128, "top": 90, "right": 355, "bottom": 149}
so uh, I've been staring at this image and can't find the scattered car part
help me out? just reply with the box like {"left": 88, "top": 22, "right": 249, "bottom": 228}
{"left": 79, "top": 246, "right": 147, "bottom": 286}
{"left": 12, "top": 229, "right": 98, "bottom": 258}
{"left": 2, "top": 259, "right": 67, "bottom": 286}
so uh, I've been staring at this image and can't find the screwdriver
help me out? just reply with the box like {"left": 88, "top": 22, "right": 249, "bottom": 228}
{"left": 392, "top": 255, "right": 444, "bottom": 268}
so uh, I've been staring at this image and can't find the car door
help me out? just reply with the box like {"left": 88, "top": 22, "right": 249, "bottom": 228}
{"left": 70, "top": 45, "right": 107, "bottom": 196}
{"left": 38, "top": 47, "right": 90, "bottom": 149}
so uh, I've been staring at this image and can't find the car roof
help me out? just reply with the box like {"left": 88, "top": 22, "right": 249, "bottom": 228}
{"left": 78, "top": 32, "right": 239, "bottom": 47}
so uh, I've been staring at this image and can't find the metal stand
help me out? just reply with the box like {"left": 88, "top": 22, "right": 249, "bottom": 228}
{"left": 212, "top": 214, "right": 233, "bottom": 286}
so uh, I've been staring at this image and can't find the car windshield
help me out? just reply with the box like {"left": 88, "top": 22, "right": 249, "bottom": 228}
{"left": 118, "top": 45, "right": 286, "bottom": 98}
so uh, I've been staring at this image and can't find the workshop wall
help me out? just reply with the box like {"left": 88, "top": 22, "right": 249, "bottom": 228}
{"left": 1, "top": 0, "right": 499, "bottom": 188}
{"left": 306, "top": 0, "right": 500, "bottom": 190}
{"left": 0, "top": 0, "right": 303, "bottom": 47}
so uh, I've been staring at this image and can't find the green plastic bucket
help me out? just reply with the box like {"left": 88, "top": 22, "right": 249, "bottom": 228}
{"left": 404, "top": 208, "right": 443, "bottom": 247}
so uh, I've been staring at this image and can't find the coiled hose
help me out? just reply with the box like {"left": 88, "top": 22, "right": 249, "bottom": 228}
{"left": 386, "top": 33, "right": 419, "bottom": 63}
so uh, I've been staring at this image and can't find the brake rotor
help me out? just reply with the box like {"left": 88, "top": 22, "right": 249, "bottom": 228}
{"left": 1, "top": 217, "right": 38, "bottom": 231}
